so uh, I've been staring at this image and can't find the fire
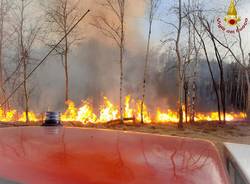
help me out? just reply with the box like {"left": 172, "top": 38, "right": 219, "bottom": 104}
{"left": 61, "top": 100, "right": 78, "bottom": 122}
{"left": 61, "top": 100, "right": 97, "bottom": 124}
{"left": 0, "top": 107, "right": 38, "bottom": 122}
{"left": 124, "top": 96, "right": 133, "bottom": 118}
{"left": 156, "top": 109, "right": 179, "bottom": 123}
{"left": 99, "top": 97, "right": 119, "bottom": 122}
{"left": 18, "top": 112, "right": 38, "bottom": 122}
{"left": 0, "top": 95, "right": 246, "bottom": 124}
{"left": 136, "top": 100, "right": 152, "bottom": 123}
{"left": 77, "top": 101, "right": 97, "bottom": 124}
{"left": 0, "top": 108, "right": 17, "bottom": 122}
{"left": 60, "top": 96, "right": 245, "bottom": 124}
{"left": 195, "top": 112, "right": 246, "bottom": 122}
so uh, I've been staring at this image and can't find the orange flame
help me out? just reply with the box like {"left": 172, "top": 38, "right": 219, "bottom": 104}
{"left": 77, "top": 101, "right": 97, "bottom": 124}
{"left": 18, "top": 112, "right": 38, "bottom": 122}
{"left": 156, "top": 109, "right": 179, "bottom": 123}
{"left": 0, "top": 108, "right": 17, "bottom": 122}
{"left": 61, "top": 100, "right": 97, "bottom": 124}
{"left": 99, "top": 97, "right": 119, "bottom": 123}
{"left": 0, "top": 95, "right": 246, "bottom": 124}
{"left": 136, "top": 100, "right": 152, "bottom": 123}
{"left": 124, "top": 95, "right": 134, "bottom": 118}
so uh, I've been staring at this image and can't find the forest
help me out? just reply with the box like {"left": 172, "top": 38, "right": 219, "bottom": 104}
{"left": 0, "top": 0, "right": 248, "bottom": 129}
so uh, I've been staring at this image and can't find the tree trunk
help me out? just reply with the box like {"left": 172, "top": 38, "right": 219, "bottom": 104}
{"left": 141, "top": 9, "right": 153, "bottom": 124}
{"left": 62, "top": 0, "right": 69, "bottom": 102}
{"left": 119, "top": 45, "right": 124, "bottom": 124}
{"left": 189, "top": 16, "right": 222, "bottom": 122}
{"left": 245, "top": 70, "right": 250, "bottom": 116}
{"left": 220, "top": 68, "right": 226, "bottom": 124}
{"left": 119, "top": 17, "right": 124, "bottom": 124}
{"left": 64, "top": 35, "right": 69, "bottom": 102}
{"left": 177, "top": 75, "right": 184, "bottom": 129}
{"left": 237, "top": 30, "right": 250, "bottom": 118}
{"left": 119, "top": 0, "right": 125, "bottom": 124}
{"left": 176, "top": 0, "right": 183, "bottom": 129}
{"left": 0, "top": 0, "right": 3, "bottom": 94}
{"left": 190, "top": 79, "right": 197, "bottom": 123}
{"left": 21, "top": 0, "right": 29, "bottom": 123}
{"left": 210, "top": 34, "right": 226, "bottom": 124}
{"left": 0, "top": 0, "right": 6, "bottom": 109}
{"left": 184, "top": 80, "right": 188, "bottom": 124}
{"left": 23, "top": 55, "right": 29, "bottom": 123}
{"left": 190, "top": 14, "right": 198, "bottom": 124}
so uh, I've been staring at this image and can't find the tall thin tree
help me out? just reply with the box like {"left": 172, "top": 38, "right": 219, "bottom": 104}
{"left": 0, "top": 0, "right": 10, "bottom": 109}
{"left": 43, "top": 0, "right": 84, "bottom": 102}
{"left": 140, "top": 0, "right": 160, "bottom": 124}
{"left": 92, "top": 0, "right": 126, "bottom": 123}
{"left": 176, "top": 0, "right": 184, "bottom": 129}
{"left": 12, "top": 0, "right": 41, "bottom": 123}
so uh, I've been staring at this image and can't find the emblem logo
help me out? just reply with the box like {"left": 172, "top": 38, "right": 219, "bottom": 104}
{"left": 217, "top": 0, "right": 248, "bottom": 33}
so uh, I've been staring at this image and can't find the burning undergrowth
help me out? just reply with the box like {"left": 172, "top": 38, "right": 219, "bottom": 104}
{"left": 0, "top": 95, "right": 246, "bottom": 124}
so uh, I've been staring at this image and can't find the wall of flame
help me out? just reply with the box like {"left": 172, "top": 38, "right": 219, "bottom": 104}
{"left": 0, "top": 96, "right": 246, "bottom": 124}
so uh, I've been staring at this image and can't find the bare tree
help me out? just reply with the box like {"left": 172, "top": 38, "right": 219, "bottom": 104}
{"left": 183, "top": 0, "right": 192, "bottom": 124}
{"left": 189, "top": 8, "right": 202, "bottom": 123}
{"left": 187, "top": 7, "right": 239, "bottom": 123}
{"left": 208, "top": 23, "right": 226, "bottom": 123}
{"left": 197, "top": 15, "right": 250, "bottom": 121}
{"left": 186, "top": 8, "right": 223, "bottom": 124}
{"left": 0, "top": 0, "right": 11, "bottom": 109}
{"left": 92, "top": 0, "right": 126, "bottom": 123}
{"left": 237, "top": 30, "right": 250, "bottom": 117}
{"left": 140, "top": 0, "right": 161, "bottom": 124}
{"left": 161, "top": 0, "right": 194, "bottom": 127}
{"left": 176, "top": 0, "right": 184, "bottom": 129}
{"left": 12, "top": 0, "right": 41, "bottom": 123}
{"left": 42, "top": 0, "right": 84, "bottom": 102}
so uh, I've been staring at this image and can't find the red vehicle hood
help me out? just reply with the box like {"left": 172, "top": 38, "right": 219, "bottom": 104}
{"left": 0, "top": 127, "right": 229, "bottom": 184}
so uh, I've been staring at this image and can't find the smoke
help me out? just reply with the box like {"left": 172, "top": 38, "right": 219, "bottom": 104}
{"left": 28, "top": 0, "right": 149, "bottom": 112}
{"left": 7, "top": 0, "right": 234, "bottom": 113}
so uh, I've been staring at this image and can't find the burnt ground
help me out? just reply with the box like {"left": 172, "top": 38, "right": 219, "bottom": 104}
{"left": 0, "top": 121, "right": 250, "bottom": 156}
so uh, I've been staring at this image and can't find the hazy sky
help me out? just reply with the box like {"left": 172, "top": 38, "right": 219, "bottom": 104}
{"left": 30, "top": 0, "right": 250, "bottom": 48}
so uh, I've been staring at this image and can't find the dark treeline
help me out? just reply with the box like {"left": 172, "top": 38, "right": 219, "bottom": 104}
{"left": 154, "top": 55, "right": 248, "bottom": 113}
